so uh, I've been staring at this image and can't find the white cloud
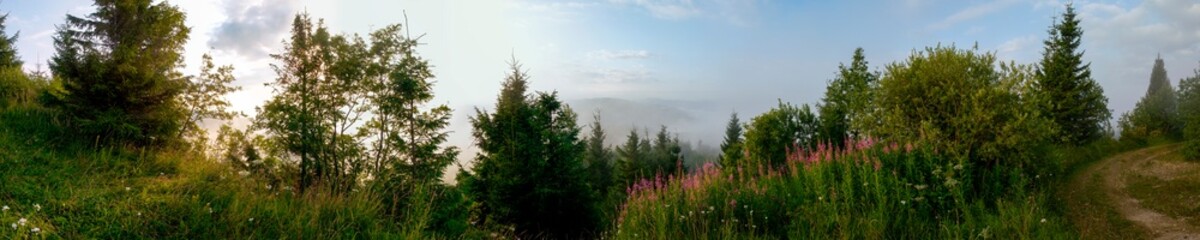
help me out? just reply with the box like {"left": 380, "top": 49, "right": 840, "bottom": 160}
{"left": 575, "top": 66, "right": 655, "bottom": 84}
{"left": 608, "top": 0, "right": 764, "bottom": 25}
{"left": 587, "top": 49, "right": 653, "bottom": 60}
{"left": 208, "top": 0, "right": 301, "bottom": 60}
{"left": 928, "top": 0, "right": 1020, "bottom": 30}
{"left": 610, "top": 0, "right": 702, "bottom": 20}
{"left": 994, "top": 35, "right": 1040, "bottom": 62}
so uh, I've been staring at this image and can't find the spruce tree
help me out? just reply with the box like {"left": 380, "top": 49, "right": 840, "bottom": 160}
{"left": 1119, "top": 57, "right": 1180, "bottom": 141}
{"left": 461, "top": 62, "right": 597, "bottom": 239}
{"left": 1035, "top": 4, "right": 1111, "bottom": 145}
{"left": 583, "top": 113, "right": 614, "bottom": 200}
{"left": 616, "top": 129, "right": 646, "bottom": 188}
{"left": 718, "top": 112, "right": 744, "bottom": 168}
{"left": 0, "top": 13, "right": 21, "bottom": 69}
{"left": 50, "top": 0, "right": 191, "bottom": 146}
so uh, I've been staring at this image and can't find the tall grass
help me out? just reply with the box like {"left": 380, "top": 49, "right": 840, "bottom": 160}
{"left": 0, "top": 105, "right": 452, "bottom": 239}
{"left": 612, "top": 139, "right": 1073, "bottom": 239}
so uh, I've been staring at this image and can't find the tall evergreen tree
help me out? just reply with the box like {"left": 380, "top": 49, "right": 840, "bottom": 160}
{"left": 460, "top": 62, "right": 597, "bottom": 239}
{"left": 615, "top": 129, "right": 646, "bottom": 188}
{"left": 1119, "top": 57, "right": 1180, "bottom": 141}
{"left": 0, "top": 13, "right": 21, "bottom": 69}
{"left": 1035, "top": 4, "right": 1111, "bottom": 145}
{"left": 718, "top": 112, "right": 744, "bottom": 168}
{"left": 583, "top": 113, "right": 614, "bottom": 200}
{"left": 50, "top": 0, "right": 191, "bottom": 146}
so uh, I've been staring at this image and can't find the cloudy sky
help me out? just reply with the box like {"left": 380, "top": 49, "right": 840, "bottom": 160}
{"left": 6, "top": 0, "right": 1200, "bottom": 179}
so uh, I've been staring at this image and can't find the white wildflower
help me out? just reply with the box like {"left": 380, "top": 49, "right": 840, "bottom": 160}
{"left": 33, "top": 204, "right": 40, "bottom": 211}
{"left": 31, "top": 227, "right": 39, "bottom": 233}
{"left": 18, "top": 218, "right": 26, "bottom": 226}
{"left": 248, "top": 218, "right": 254, "bottom": 222}
{"left": 2, "top": 205, "right": 8, "bottom": 211}
{"left": 137, "top": 212, "right": 142, "bottom": 216}
{"left": 1040, "top": 218, "right": 1046, "bottom": 223}
{"left": 901, "top": 200, "right": 907, "bottom": 205}
{"left": 953, "top": 164, "right": 963, "bottom": 170}
{"left": 914, "top": 184, "right": 927, "bottom": 191}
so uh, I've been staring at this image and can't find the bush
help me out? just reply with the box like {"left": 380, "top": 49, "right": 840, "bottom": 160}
{"left": 868, "top": 46, "right": 1053, "bottom": 173}
{"left": 0, "top": 67, "right": 38, "bottom": 108}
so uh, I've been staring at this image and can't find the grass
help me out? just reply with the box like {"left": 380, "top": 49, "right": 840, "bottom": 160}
{"left": 612, "top": 140, "right": 1074, "bottom": 239}
{"left": 1125, "top": 150, "right": 1200, "bottom": 226}
{"left": 0, "top": 105, "right": 442, "bottom": 239}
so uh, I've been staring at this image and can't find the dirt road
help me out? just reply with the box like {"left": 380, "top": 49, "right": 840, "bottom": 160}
{"left": 1067, "top": 145, "right": 1200, "bottom": 240}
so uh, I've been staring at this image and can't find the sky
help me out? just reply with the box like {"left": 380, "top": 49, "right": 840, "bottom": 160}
{"left": 6, "top": 0, "right": 1200, "bottom": 181}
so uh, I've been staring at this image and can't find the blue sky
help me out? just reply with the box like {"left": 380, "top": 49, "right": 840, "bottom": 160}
{"left": 6, "top": 0, "right": 1200, "bottom": 179}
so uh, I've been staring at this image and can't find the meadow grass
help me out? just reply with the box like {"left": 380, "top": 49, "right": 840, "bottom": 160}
{"left": 0, "top": 105, "right": 444, "bottom": 239}
{"left": 611, "top": 140, "right": 1075, "bottom": 239}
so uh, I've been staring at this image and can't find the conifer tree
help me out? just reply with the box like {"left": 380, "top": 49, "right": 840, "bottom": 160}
{"left": 583, "top": 113, "right": 614, "bottom": 200}
{"left": 0, "top": 13, "right": 21, "bottom": 69}
{"left": 1178, "top": 63, "right": 1200, "bottom": 159}
{"left": 1119, "top": 57, "right": 1180, "bottom": 141}
{"left": 718, "top": 112, "right": 744, "bottom": 168}
{"left": 460, "top": 62, "right": 597, "bottom": 239}
{"left": 51, "top": 0, "right": 191, "bottom": 146}
{"left": 1035, "top": 4, "right": 1110, "bottom": 145}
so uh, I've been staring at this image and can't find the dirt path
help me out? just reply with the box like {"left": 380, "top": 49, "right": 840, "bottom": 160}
{"left": 1071, "top": 145, "right": 1200, "bottom": 239}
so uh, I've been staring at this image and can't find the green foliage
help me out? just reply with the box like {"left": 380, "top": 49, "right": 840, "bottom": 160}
{"left": 1034, "top": 4, "right": 1110, "bottom": 145}
{"left": 361, "top": 23, "right": 458, "bottom": 192}
{"left": 743, "top": 101, "right": 818, "bottom": 167}
{"left": 460, "top": 62, "right": 598, "bottom": 239}
{"left": 179, "top": 54, "right": 241, "bottom": 145}
{"left": 1178, "top": 64, "right": 1200, "bottom": 160}
{"left": 0, "top": 67, "right": 42, "bottom": 108}
{"left": 869, "top": 46, "right": 1053, "bottom": 172}
{"left": 615, "top": 126, "right": 685, "bottom": 190}
{"left": 0, "top": 13, "right": 21, "bottom": 69}
{"left": 583, "top": 113, "right": 616, "bottom": 202}
{"left": 1119, "top": 57, "right": 1181, "bottom": 143}
{"left": 718, "top": 112, "right": 744, "bottom": 168}
{"left": 254, "top": 14, "right": 370, "bottom": 194}
{"left": 613, "top": 142, "right": 1072, "bottom": 239}
{"left": 818, "top": 48, "right": 878, "bottom": 149}
{"left": 50, "top": 0, "right": 191, "bottom": 147}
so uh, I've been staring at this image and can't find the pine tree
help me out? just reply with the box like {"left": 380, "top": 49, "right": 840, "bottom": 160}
{"left": 0, "top": 13, "right": 21, "bottom": 69}
{"left": 583, "top": 113, "right": 614, "bottom": 201}
{"left": 1035, "top": 4, "right": 1111, "bottom": 145}
{"left": 460, "top": 62, "right": 598, "bottom": 239}
{"left": 616, "top": 129, "right": 646, "bottom": 188}
{"left": 718, "top": 112, "right": 744, "bottom": 168}
{"left": 50, "top": 0, "right": 191, "bottom": 146}
{"left": 1119, "top": 57, "right": 1180, "bottom": 141}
